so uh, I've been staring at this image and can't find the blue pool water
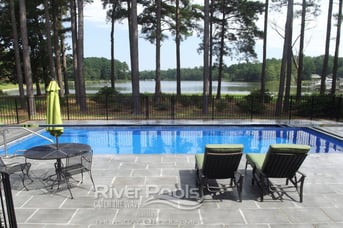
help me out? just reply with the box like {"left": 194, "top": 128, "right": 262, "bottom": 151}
{"left": 2, "top": 126, "right": 343, "bottom": 155}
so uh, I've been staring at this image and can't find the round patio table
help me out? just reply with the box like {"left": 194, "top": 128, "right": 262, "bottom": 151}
{"left": 24, "top": 143, "right": 92, "bottom": 188}
{"left": 24, "top": 143, "right": 91, "bottom": 160}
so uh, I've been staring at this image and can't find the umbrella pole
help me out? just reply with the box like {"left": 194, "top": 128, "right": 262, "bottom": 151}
{"left": 55, "top": 136, "right": 59, "bottom": 149}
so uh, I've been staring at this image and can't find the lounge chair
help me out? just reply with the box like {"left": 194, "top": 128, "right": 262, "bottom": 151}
{"left": 195, "top": 144, "right": 244, "bottom": 202}
{"left": 245, "top": 144, "right": 310, "bottom": 202}
{"left": 0, "top": 155, "right": 32, "bottom": 190}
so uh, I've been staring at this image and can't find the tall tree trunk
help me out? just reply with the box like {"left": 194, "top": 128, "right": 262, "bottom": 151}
{"left": 260, "top": 0, "right": 269, "bottom": 102}
{"left": 52, "top": 1, "right": 64, "bottom": 97}
{"left": 209, "top": 0, "right": 214, "bottom": 97}
{"left": 276, "top": 0, "right": 292, "bottom": 116}
{"left": 296, "top": 0, "right": 306, "bottom": 100}
{"left": 321, "top": 0, "right": 333, "bottom": 95}
{"left": 70, "top": 0, "right": 79, "bottom": 101}
{"left": 216, "top": 3, "right": 226, "bottom": 100}
{"left": 61, "top": 38, "right": 70, "bottom": 95}
{"left": 129, "top": 0, "right": 141, "bottom": 114}
{"left": 154, "top": 0, "right": 162, "bottom": 103}
{"left": 110, "top": 5, "right": 115, "bottom": 89}
{"left": 283, "top": 0, "right": 293, "bottom": 112}
{"left": 331, "top": 0, "right": 343, "bottom": 95}
{"left": 19, "top": 0, "right": 35, "bottom": 115}
{"left": 77, "top": 0, "right": 87, "bottom": 111}
{"left": 203, "top": 0, "right": 210, "bottom": 114}
{"left": 43, "top": 0, "right": 57, "bottom": 81}
{"left": 176, "top": 0, "right": 181, "bottom": 96}
{"left": 9, "top": 0, "right": 25, "bottom": 108}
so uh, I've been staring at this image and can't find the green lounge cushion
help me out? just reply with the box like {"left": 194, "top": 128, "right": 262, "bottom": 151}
{"left": 196, "top": 144, "right": 243, "bottom": 169}
{"left": 246, "top": 153, "right": 266, "bottom": 170}
{"left": 267, "top": 144, "right": 311, "bottom": 154}
{"left": 246, "top": 144, "right": 311, "bottom": 170}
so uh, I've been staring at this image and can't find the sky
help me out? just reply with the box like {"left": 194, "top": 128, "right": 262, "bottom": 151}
{"left": 81, "top": 0, "right": 339, "bottom": 71}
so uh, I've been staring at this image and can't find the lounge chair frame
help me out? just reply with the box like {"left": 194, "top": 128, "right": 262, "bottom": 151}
{"left": 196, "top": 145, "right": 244, "bottom": 202}
{"left": 246, "top": 149, "right": 308, "bottom": 202}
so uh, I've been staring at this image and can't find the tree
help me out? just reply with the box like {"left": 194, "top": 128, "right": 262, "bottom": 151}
{"left": 129, "top": 0, "right": 141, "bottom": 114}
{"left": 9, "top": 0, "right": 25, "bottom": 107}
{"left": 260, "top": 0, "right": 269, "bottom": 101}
{"left": 331, "top": 0, "right": 343, "bottom": 95}
{"left": 102, "top": 0, "right": 127, "bottom": 89}
{"left": 275, "top": 0, "right": 293, "bottom": 115}
{"left": 321, "top": 0, "right": 333, "bottom": 94}
{"left": 19, "top": 0, "right": 35, "bottom": 115}
{"left": 210, "top": 0, "right": 264, "bottom": 99}
{"left": 203, "top": 0, "right": 210, "bottom": 114}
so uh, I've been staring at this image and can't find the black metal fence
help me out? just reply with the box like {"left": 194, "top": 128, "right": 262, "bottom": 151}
{"left": 0, "top": 171, "right": 17, "bottom": 228}
{"left": 0, "top": 94, "right": 342, "bottom": 124}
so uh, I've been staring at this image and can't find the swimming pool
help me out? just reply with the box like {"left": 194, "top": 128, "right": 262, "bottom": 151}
{"left": 2, "top": 125, "right": 343, "bottom": 155}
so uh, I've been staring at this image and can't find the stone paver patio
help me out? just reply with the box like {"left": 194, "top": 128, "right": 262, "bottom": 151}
{"left": 7, "top": 152, "right": 343, "bottom": 227}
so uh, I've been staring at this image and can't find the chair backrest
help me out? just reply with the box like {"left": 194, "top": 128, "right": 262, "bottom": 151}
{"left": 262, "top": 144, "right": 310, "bottom": 178}
{"left": 65, "top": 150, "right": 93, "bottom": 173}
{"left": 202, "top": 144, "right": 243, "bottom": 179}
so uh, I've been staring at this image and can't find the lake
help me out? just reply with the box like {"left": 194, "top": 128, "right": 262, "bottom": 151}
{"left": 4, "top": 81, "right": 275, "bottom": 96}
{"left": 87, "top": 80, "right": 262, "bottom": 95}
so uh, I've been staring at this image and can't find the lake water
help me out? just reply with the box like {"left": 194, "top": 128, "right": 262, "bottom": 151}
{"left": 4, "top": 81, "right": 262, "bottom": 96}
{"left": 87, "top": 81, "right": 263, "bottom": 95}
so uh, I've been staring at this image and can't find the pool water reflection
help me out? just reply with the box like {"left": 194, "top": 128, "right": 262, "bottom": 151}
{"left": 2, "top": 126, "right": 343, "bottom": 155}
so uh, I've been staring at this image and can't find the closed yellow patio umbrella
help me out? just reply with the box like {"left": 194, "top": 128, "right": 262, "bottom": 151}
{"left": 46, "top": 80, "right": 63, "bottom": 147}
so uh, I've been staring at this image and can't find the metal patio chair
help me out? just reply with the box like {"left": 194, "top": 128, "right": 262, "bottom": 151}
{"left": 0, "top": 156, "right": 32, "bottom": 190}
{"left": 245, "top": 144, "right": 310, "bottom": 202}
{"left": 59, "top": 149, "right": 95, "bottom": 199}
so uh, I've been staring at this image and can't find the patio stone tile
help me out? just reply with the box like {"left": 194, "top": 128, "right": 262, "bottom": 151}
{"left": 44, "top": 225, "right": 85, "bottom": 228}
{"left": 132, "top": 168, "right": 162, "bottom": 177}
{"left": 120, "top": 162, "right": 148, "bottom": 169}
{"left": 242, "top": 208, "right": 290, "bottom": 224}
{"left": 61, "top": 196, "right": 97, "bottom": 208}
{"left": 112, "top": 176, "right": 145, "bottom": 186}
{"left": 21, "top": 194, "right": 67, "bottom": 208}
{"left": 69, "top": 208, "right": 117, "bottom": 225}
{"left": 158, "top": 208, "right": 201, "bottom": 225}
{"left": 14, "top": 208, "right": 36, "bottom": 223}
{"left": 27, "top": 208, "right": 76, "bottom": 224}
{"left": 316, "top": 224, "right": 343, "bottom": 228}
{"left": 321, "top": 208, "right": 343, "bottom": 222}
{"left": 269, "top": 224, "right": 315, "bottom": 228}
{"left": 114, "top": 208, "right": 158, "bottom": 225}
{"left": 282, "top": 208, "right": 333, "bottom": 224}
{"left": 149, "top": 162, "right": 176, "bottom": 169}
{"left": 145, "top": 176, "right": 178, "bottom": 185}
{"left": 17, "top": 224, "right": 45, "bottom": 228}
{"left": 200, "top": 207, "right": 245, "bottom": 225}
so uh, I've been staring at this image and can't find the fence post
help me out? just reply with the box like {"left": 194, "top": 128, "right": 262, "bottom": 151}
{"left": 26, "top": 97, "right": 31, "bottom": 121}
{"left": 145, "top": 96, "right": 149, "bottom": 120}
{"left": 310, "top": 96, "right": 314, "bottom": 120}
{"left": 288, "top": 96, "right": 293, "bottom": 123}
{"left": 66, "top": 96, "right": 70, "bottom": 120}
{"left": 250, "top": 96, "right": 254, "bottom": 120}
{"left": 336, "top": 95, "right": 342, "bottom": 122}
{"left": 171, "top": 95, "right": 175, "bottom": 120}
{"left": 105, "top": 94, "right": 109, "bottom": 120}
{"left": 212, "top": 97, "right": 215, "bottom": 120}
{"left": 15, "top": 99, "right": 19, "bottom": 124}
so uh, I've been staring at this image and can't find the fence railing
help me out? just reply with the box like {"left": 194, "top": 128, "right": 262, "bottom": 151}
{"left": 0, "top": 171, "right": 17, "bottom": 228}
{"left": 0, "top": 94, "right": 342, "bottom": 124}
